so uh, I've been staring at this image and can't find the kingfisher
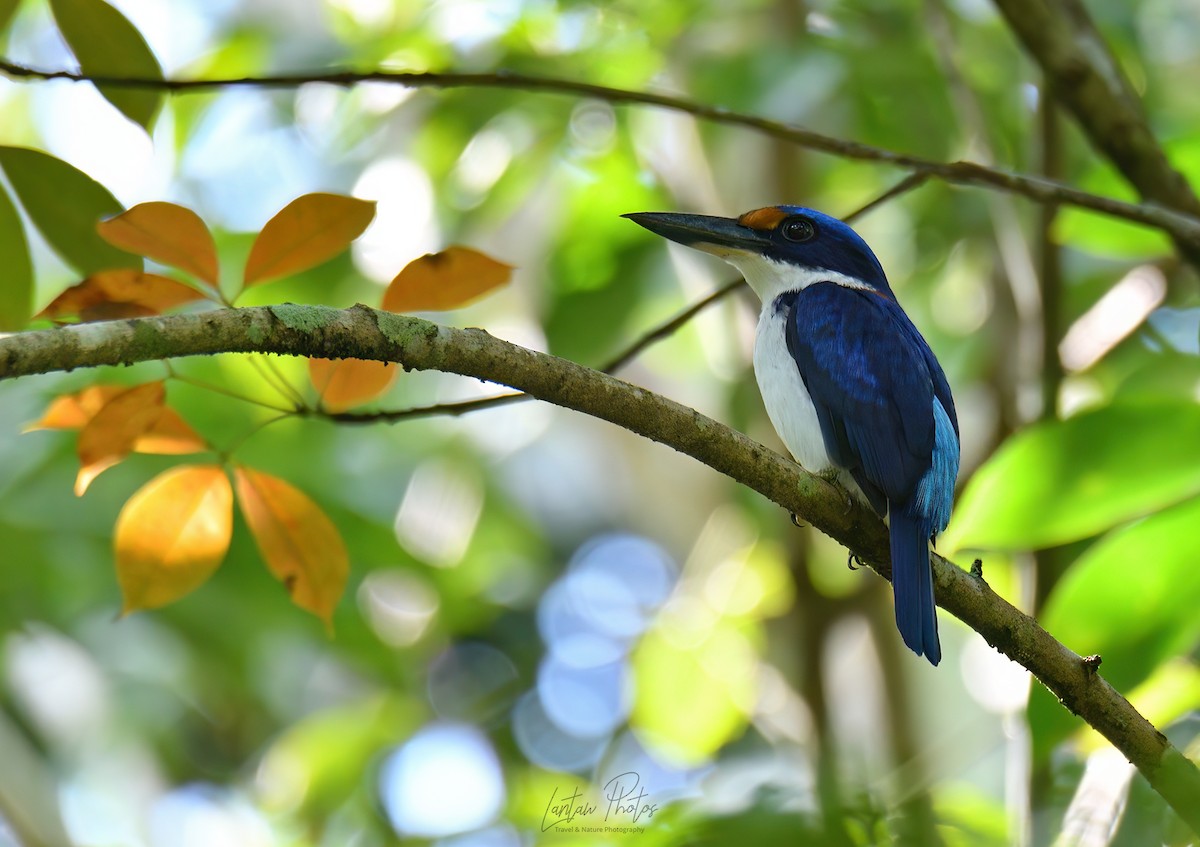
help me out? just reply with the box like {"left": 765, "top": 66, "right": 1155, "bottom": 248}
{"left": 624, "top": 205, "right": 959, "bottom": 665}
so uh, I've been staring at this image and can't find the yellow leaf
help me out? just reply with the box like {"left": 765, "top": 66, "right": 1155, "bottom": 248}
{"left": 38, "top": 269, "right": 207, "bottom": 322}
{"left": 97, "top": 202, "right": 219, "bottom": 285}
{"left": 243, "top": 193, "right": 376, "bottom": 286}
{"left": 308, "top": 358, "right": 399, "bottom": 413}
{"left": 116, "top": 465, "right": 233, "bottom": 613}
{"left": 234, "top": 467, "right": 349, "bottom": 625}
{"left": 382, "top": 246, "right": 513, "bottom": 313}
{"left": 76, "top": 382, "right": 165, "bottom": 495}
{"left": 26, "top": 385, "right": 125, "bottom": 431}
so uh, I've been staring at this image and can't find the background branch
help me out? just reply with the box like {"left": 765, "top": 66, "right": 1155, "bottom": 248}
{"left": 0, "top": 305, "right": 1198, "bottom": 833}
{"left": 991, "top": 0, "right": 1200, "bottom": 267}
{"left": 3, "top": 59, "right": 1200, "bottom": 250}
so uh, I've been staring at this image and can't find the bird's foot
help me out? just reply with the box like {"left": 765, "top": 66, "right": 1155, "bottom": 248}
{"left": 814, "top": 468, "right": 854, "bottom": 513}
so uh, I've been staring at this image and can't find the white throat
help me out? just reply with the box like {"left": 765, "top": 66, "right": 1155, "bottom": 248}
{"left": 704, "top": 249, "right": 872, "bottom": 304}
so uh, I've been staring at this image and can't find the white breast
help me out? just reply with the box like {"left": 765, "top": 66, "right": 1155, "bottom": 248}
{"left": 752, "top": 303, "right": 833, "bottom": 474}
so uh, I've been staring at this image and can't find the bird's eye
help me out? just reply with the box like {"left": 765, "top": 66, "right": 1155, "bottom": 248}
{"left": 780, "top": 216, "right": 816, "bottom": 243}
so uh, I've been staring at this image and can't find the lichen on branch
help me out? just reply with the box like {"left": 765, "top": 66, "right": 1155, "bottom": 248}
{"left": 0, "top": 304, "right": 1198, "bottom": 836}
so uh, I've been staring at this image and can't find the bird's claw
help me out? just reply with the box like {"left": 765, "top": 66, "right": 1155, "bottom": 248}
{"left": 789, "top": 512, "right": 806, "bottom": 528}
{"left": 814, "top": 468, "right": 854, "bottom": 514}
{"left": 847, "top": 552, "right": 867, "bottom": 570}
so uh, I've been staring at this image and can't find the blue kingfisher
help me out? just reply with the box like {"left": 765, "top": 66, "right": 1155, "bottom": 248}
{"left": 625, "top": 205, "right": 959, "bottom": 665}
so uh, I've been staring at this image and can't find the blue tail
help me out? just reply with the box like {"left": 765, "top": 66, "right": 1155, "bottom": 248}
{"left": 890, "top": 511, "right": 941, "bottom": 665}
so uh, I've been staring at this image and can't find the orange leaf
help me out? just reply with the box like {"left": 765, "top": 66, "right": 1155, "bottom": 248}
{"left": 134, "top": 408, "right": 207, "bottom": 455}
{"left": 234, "top": 467, "right": 348, "bottom": 625}
{"left": 28, "top": 385, "right": 204, "bottom": 455}
{"left": 381, "top": 246, "right": 512, "bottom": 313}
{"left": 38, "top": 269, "right": 207, "bottom": 321}
{"left": 76, "top": 382, "right": 165, "bottom": 495}
{"left": 97, "top": 202, "right": 219, "bottom": 285}
{"left": 308, "top": 358, "right": 399, "bottom": 413}
{"left": 115, "top": 464, "right": 233, "bottom": 613}
{"left": 243, "top": 193, "right": 376, "bottom": 286}
{"left": 26, "top": 385, "right": 125, "bottom": 431}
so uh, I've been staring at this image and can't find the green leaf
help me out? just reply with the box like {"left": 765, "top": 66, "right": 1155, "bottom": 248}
{"left": 1029, "top": 496, "right": 1200, "bottom": 760}
{"left": 1055, "top": 191, "right": 1171, "bottom": 259}
{"left": 630, "top": 616, "right": 756, "bottom": 764}
{"left": 0, "top": 182, "right": 32, "bottom": 330}
{"left": 1054, "top": 136, "right": 1200, "bottom": 259}
{"left": 0, "top": 0, "right": 21, "bottom": 37}
{"left": 0, "top": 146, "right": 139, "bottom": 275}
{"left": 47, "top": 0, "right": 163, "bottom": 130}
{"left": 943, "top": 402, "right": 1200, "bottom": 552}
{"left": 257, "top": 696, "right": 421, "bottom": 817}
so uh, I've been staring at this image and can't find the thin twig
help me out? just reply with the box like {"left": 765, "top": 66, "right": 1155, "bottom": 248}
{"left": 3, "top": 59, "right": 1200, "bottom": 246}
{"left": 843, "top": 173, "right": 930, "bottom": 223}
{"left": 321, "top": 392, "right": 525, "bottom": 424}
{"left": 598, "top": 278, "right": 745, "bottom": 374}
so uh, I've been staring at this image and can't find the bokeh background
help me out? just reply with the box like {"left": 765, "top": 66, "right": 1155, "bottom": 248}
{"left": 2, "top": 0, "right": 1200, "bottom": 845}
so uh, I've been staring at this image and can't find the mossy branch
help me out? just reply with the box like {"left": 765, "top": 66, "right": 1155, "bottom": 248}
{"left": 0, "top": 304, "right": 1197, "bottom": 832}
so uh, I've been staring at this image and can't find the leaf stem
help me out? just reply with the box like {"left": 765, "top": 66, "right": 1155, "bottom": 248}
{"left": 220, "top": 412, "right": 293, "bottom": 459}
{"left": 166, "top": 367, "right": 297, "bottom": 413}
{"left": 246, "top": 355, "right": 308, "bottom": 409}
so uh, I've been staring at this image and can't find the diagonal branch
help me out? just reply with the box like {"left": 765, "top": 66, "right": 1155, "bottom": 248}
{"left": 3, "top": 59, "right": 1200, "bottom": 249}
{"left": 327, "top": 278, "right": 747, "bottom": 425}
{"left": 0, "top": 305, "right": 1198, "bottom": 834}
{"left": 991, "top": 0, "right": 1200, "bottom": 266}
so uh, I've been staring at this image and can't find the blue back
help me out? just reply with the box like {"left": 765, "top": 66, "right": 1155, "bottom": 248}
{"left": 780, "top": 282, "right": 958, "bottom": 528}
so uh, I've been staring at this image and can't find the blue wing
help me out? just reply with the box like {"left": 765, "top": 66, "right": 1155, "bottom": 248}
{"left": 782, "top": 282, "right": 959, "bottom": 665}
{"left": 782, "top": 283, "right": 955, "bottom": 520}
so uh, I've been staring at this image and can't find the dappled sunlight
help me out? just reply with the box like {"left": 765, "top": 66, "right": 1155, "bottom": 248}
{"left": 960, "top": 637, "right": 1031, "bottom": 715}
{"left": 379, "top": 723, "right": 505, "bottom": 838}
{"left": 147, "top": 786, "right": 274, "bottom": 847}
{"left": 394, "top": 458, "right": 484, "bottom": 567}
{"left": 513, "top": 690, "right": 609, "bottom": 772}
{"left": 351, "top": 157, "right": 439, "bottom": 284}
{"left": 3, "top": 0, "right": 1200, "bottom": 842}
{"left": 428, "top": 642, "right": 518, "bottom": 723}
{"left": 1060, "top": 265, "right": 1167, "bottom": 372}
{"left": 358, "top": 569, "right": 439, "bottom": 647}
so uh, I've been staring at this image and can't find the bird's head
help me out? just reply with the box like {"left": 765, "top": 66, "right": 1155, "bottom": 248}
{"left": 623, "top": 205, "right": 893, "bottom": 303}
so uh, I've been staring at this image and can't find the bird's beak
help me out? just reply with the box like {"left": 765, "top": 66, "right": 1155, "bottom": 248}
{"left": 622, "top": 212, "right": 770, "bottom": 257}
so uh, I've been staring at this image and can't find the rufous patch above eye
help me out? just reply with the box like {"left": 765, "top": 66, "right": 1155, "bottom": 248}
{"left": 736, "top": 206, "right": 790, "bottom": 231}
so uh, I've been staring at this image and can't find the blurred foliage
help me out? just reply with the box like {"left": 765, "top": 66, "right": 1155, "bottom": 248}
{"left": 1, "top": 0, "right": 1200, "bottom": 846}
